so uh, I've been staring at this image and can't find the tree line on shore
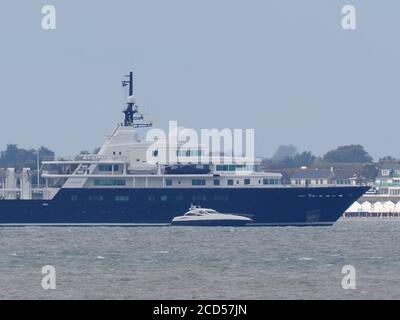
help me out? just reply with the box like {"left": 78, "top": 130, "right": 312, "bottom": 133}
{"left": 261, "top": 144, "right": 383, "bottom": 183}
{"left": 263, "top": 144, "right": 374, "bottom": 169}
{"left": 0, "top": 145, "right": 54, "bottom": 170}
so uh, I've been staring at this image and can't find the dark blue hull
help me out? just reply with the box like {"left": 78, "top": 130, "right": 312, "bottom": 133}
{"left": 0, "top": 186, "right": 369, "bottom": 226}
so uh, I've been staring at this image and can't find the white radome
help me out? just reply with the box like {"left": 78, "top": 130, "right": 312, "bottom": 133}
{"left": 127, "top": 95, "right": 136, "bottom": 104}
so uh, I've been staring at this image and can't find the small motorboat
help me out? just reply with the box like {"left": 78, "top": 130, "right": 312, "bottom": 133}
{"left": 171, "top": 205, "right": 253, "bottom": 226}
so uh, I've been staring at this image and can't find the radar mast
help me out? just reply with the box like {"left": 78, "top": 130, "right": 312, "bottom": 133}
{"left": 122, "top": 71, "right": 152, "bottom": 128}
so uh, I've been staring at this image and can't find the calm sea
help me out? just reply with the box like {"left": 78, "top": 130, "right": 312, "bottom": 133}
{"left": 0, "top": 218, "right": 399, "bottom": 300}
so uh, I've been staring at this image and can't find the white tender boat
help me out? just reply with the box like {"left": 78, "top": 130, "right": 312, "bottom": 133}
{"left": 171, "top": 205, "right": 253, "bottom": 226}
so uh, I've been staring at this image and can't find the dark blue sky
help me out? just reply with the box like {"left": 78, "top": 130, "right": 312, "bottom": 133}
{"left": 0, "top": 1, "right": 398, "bottom": 160}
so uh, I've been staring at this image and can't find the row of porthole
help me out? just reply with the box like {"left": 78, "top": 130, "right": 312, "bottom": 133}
{"left": 150, "top": 195, "right": 230, "bottom": 202}
{"left": 166, "top": 178, "right": 280, "bottom": 186}
{"left": 71, "top": 195, "right": 230, "bottom": 202}
{"left": 74, "top": 194, "right": 349, "bottom": 202}
{"left": 298, "top": 194, "right": 345, "bottom": 198}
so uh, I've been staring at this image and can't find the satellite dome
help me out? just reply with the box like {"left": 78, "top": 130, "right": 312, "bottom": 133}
{"left": 127, "top": 95, "right": 136, "bottom": 104}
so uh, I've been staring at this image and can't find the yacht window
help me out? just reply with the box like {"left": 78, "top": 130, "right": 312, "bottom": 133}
{"left": 192, "top": 179, "right": 206, "bottom": 186}
{"left": 70, "top": 195, "right": 78, "bottom": 202}
{"left": 166, "top": 179, "right": 173, "bottom": 186}
{"left": 161, "top": 195, "right": 168, "bottom": 201}
{"left": 94, "top": 179, "right": 126, "bottom": 186}
{"left": 215, "top": 164, "right": 253, "bottom": 172}
{"left": 98, "top": 164, "right": 119, "bottom": 172}
{"left": 192, "top": 195, "right": 207, "bottom": 201}
{"left": 263, "top": 179, "right": 278, "bottom": 185}
{"left": 88, "top": 195, "right": 103, "bottom": 202}
{"left": 99, "top": 165, "right": 113, "bottom": 172}
{"left": 216, "top": 165, "right": 227, "bottom": 171}
{"left": 115, "top": 195, "right": 129, "bottom": 202}
{"left": 213, "top": 179, "right": 220, "bottom": 186}
{"left": 214, "top": 195, "right": 229, "bottom": 201}
{"left": 227, "top": 179, "right": 234, "bottom": 186}
{"left": 244, "top": 179, "right": 251, "bottom": 185}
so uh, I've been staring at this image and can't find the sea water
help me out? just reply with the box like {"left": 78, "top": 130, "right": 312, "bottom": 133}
{"left": 0, "top": 218, "right": 399, "bottom": 299}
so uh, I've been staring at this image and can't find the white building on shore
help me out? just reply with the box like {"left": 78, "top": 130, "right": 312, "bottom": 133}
{"left": 345, "top": 162, "right": 400, "bottom": 217}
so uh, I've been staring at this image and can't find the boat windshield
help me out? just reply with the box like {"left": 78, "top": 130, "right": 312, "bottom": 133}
{"left": 184, "top": 209, "right": 218, "bottom": 216}
{"left": 185, "top": 211, "right": 202, "bottom": 216}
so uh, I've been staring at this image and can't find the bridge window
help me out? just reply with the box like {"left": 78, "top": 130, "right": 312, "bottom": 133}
{"left": 99, "top": 165, "right": 112, "bottom": 171}
{"left": 98, "top": 165, "right": 119, "bottom": 172}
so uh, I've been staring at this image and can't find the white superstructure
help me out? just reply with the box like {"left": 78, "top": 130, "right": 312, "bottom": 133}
{"left": 39, "top": 121, "right": 282, "bottom": 199}
{"left": 0, "top": 71, "right": 283, "bottom": 201}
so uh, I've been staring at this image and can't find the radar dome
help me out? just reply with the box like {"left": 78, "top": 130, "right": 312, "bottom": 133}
{"left": 127, "top": 95, "right": 136, "bottom": 104}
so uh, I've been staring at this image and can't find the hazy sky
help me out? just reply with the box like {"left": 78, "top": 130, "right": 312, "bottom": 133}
{"left": 0, "top": 1, "right": 398, "bottom": 160}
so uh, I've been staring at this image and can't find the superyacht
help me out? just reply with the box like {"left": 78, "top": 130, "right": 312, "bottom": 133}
{"left": 0, "top": 72, "right": 369, "bottom": 226}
